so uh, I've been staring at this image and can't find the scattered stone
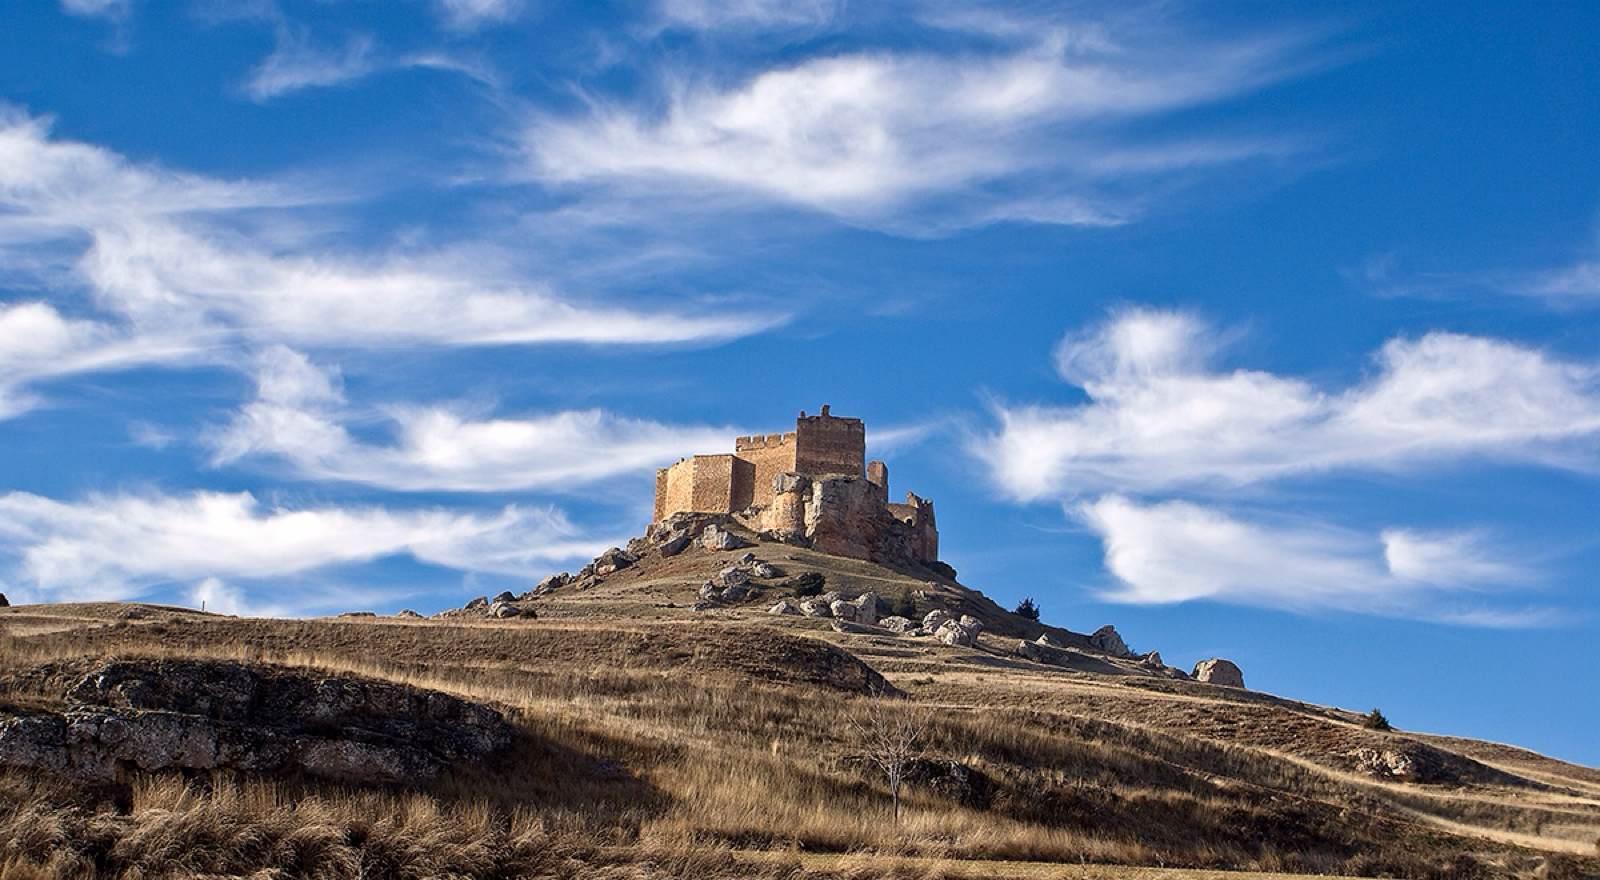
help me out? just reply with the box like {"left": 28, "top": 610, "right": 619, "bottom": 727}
{"left": 799, "top": 598, "right": 833, "bottom": 618}
{"left": 0, "top": 659, "right": 513, "bottom": 784}
{"left": 830, "top": 619, "right": 877, "bottom": 635}
{"left": 719, "top": 584, "right": 751, "bottom": 603}
{"left": 532, "top": 573, "right": 570, "bottom": 596}
{"left": 490, "top": 602, "right": 532, "bottom": 619}
{"left": 819, "top": 591, "right": 843, "bottom": 604}
{"left": 716, "top": 566, "right": 750, "bottom": 588}
{"left": 492, "top": 591, "right": 517, "bottom": 604}
{"left": 1141, "top": 651, "right": 1164, "bottom": 668}
{"left": 1090, "top": 625, "right": 1132, "bottom": 658}
{"left": 700, "top": 524, "right": 747, "bottom": 551}
{"left": 464, "top": 596, "right": 489, "bottom": 611}
{"left": 1036, "top": 632, "right": 1065, "bottom": 649}
{"left": 394, "top": 609, "right": 424, "bottom": 619}
{"left": 853, "top": 592, "right": 879, "bottom": 626}
{"left": 958, "top": 614, "right": 983, "bottom": 633}
{"left": 922, "top": 609, "right": 951, "bottom": 631}
{"left": 879, "top": 616, "right": 916, "bottom": 634}
{"left": 698, "top": 582, "right": 721, "bottom": 603}
{"left": 592, "top": 547, "right": 637, "bottom": 576}
{"left": 751, "top": 561, "right": 779, "bottom": 579}
{"left": 781, "top": 571, "right": 826, "bottom": 596}
{"left": 658, "top": 534, "right": 691, "bottom": 557}
{"left": 829, "top": 600, "right": 859, "bottom": 622}
{"left": 768, "top": 599, "right": 801, "bottom": 615}
{"left": 691, "top": 601, "right": 716, "bottom": 612}
{"left": 935, "top": 619, "right": 976, "bottom": 647}
{"left": 1192, "top": 658, "right": 1245, "bottom": 688}
{"left": 738, "top": 552, "right": 757, "bottom": 564}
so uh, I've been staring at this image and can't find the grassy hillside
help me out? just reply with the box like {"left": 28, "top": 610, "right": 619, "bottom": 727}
{"left": 1, "top": 537, "right": 1597, "bottom": 879}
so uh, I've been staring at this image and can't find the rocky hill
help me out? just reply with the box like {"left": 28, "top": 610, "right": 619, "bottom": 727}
{"left": 0, "top": 519, "right": 1597, "bottom": 879}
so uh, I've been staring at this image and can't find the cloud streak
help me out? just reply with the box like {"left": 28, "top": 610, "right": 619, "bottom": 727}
{"left": 1078, "top": 495, "right": 1544, "bottom": 624}
{"left": 0, "top": 489, "right": 603, "bottom": 606}
{"left": 980, "top": 309, "right": 1600, "bottom": 500}
{"left": 209, "top": 347, "right": 740, "bottom": 492}
{"left": 0, "top": 109, "right": 775, "bottom": 419}
{"left": 523, "top": 18, "right": 1328, "bottom": 233}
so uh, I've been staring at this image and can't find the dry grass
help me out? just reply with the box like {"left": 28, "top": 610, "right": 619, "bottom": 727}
{"left": 1, "top": 603, "right": 1597, "bottom": 879}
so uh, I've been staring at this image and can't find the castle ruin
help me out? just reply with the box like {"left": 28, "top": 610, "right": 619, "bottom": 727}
{"left": 653, "top": 406, "right": 940, "bottom": 566}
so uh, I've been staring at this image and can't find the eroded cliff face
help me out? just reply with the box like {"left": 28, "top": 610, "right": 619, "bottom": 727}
{"left": 755, "top": 473, "right": 940, "bottom": 568}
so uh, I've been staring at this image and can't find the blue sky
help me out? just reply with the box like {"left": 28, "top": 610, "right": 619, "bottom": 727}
{"left": 2, "top": 1, "right": 1598, "bottom": 763}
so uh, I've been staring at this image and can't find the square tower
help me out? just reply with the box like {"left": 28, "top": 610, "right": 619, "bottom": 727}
{"left": 793, "top": 404, "right": 865, "bottom": 478}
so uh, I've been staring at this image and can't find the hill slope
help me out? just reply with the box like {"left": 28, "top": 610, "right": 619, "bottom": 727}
{"left": 1, "top": 530, "right": 1597, "bottom": 879}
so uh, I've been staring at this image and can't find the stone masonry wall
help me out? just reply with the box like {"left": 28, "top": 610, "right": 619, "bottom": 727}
{"left": 734, "top": 432, "right": 798, "bottom": 508}
{"left": 793, "top": 408, "right": 865, "bottom": 478}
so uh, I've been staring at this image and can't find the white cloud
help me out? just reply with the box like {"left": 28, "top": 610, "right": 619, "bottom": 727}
{"left": 656, "top": 0, "right": 837, "bottom": 32}
{"left": 980, "top": 309, "right": 1600, "bottom": 499}
{"left": 210, "top": 346, "right": 737, "bottom": 492}
{"left": 60, "top": 0, "right": 130, "bottom": 19}
{"left": 432, "top": 0, "right": 520, "bottom": 31}
{"left": 524, "top": 22, "right": 1323, "bottom": 231}
{"left": 0, "top": 489, "right": 603, "bottom": 604}
{"left": 243, "top": 31, "right": 381, "bottom": 101}
{"left": 1077, "top": 495, "right": 1537, "bottom": 624}
{"left": 241, "top": 28, "right": 500, "bottom": 101}
{"left": 0, "top": 109, "right": 775, "bottom": 418}
{"left": 1529, "top": 260, "right": 1600, "bottom": 301}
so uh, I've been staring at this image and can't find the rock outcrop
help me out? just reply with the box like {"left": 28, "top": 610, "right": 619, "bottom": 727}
{"left": 1089, "top": 625, "right": 1132, "bottom": 658}
{"left": 0, "top": 660, "right": 513, "bottom": 784}
{"left": 1192, "top": 658, "right": 1245, "bottom": 688}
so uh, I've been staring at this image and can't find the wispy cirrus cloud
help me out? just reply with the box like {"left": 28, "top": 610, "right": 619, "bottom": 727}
{"left": 241, "top": 26, "right": 499, "bottom": 101}
{"left": 654, "top": 0, "right": 838, "bottom": 33}
{"left": 432, "top": 0, "right": 522, "bottom": 31}
{"left": 59, "top": 0, "right": 131, "bottom": 20}
{"left": 523, "top": 16, "right": 1333, "bottom": 233}
{"left": 978, "top": 309, "right": 1600, "bottom": 500}
{"left": 208, "top": 346, "right": 739, "bottom": 492}
{"left": 0, "top": 108, "right": 776, "bottom": 419}
{"left": 1078, "top": 495, "right": 1547, "bottom": 625}
{"left": 0, "top": 488, "right": 603, "bottom": 607}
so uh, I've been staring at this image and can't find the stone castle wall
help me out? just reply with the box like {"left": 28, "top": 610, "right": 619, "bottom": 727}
{"left": 652, "top": 406, "right": 939, "bottom": 566}
{"left": 733, "top": 432, "right": 798, "bottom": 509}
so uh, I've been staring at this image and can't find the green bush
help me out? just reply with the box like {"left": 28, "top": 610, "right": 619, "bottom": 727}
{"left": 1013, "top": 597, "right": 1041, "bottom": 621}
{"left": 1362, "top": 708, "right": 1393, "bottom": 731}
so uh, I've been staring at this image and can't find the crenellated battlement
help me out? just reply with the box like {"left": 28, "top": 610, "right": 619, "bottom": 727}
{"left": 734, "top": 432, "right": 796, "bottom": 451}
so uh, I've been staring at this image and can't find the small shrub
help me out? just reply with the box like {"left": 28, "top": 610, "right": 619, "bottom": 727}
{"left": 1013, "top": 597, "right": 1041, "bottom": 621}
{"left": 1362, "top": 708, "right": 1392, "bottom": 731}
{"left": 787, "top": 572, "right": 826, "bottom": 597}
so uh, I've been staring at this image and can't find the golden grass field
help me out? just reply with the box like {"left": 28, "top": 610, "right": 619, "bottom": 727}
{"left": 1, "top": 537, "right": 1597, "bottom": 879}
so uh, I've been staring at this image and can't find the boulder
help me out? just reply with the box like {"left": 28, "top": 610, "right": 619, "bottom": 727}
{"left": 0, "top": 593, "right": 7, "bottom": 608}
{"left": 738, "top": 552, "right": 757, "bottom": 564}
{"left": 819, "top": 591, "right": 843, "bottom": 604}
{"left": 799, "top": 598, "right": 833, "bottom": 618}
{"left": 781, "top": 571, "right": 826, "bottom": 595}
{"left": 700, "top": 525, "right": 747, "bottom": 551}
{"left": 698, "top": 582, "right": 721, "bottom": 603}
{"left": 492, "top": 591, "right": 517, "bottom": 604}
{"left": 879, "top": 615, "right": 916, "bottom": 633}
{"left": 922, "top": 609, "right": 951, "bottom": 631}
{"left": 716, "top": 566, "right": 750, "bottom": 588}
{"left": 1090, "top": 625, "right": 1132, "bottom": 658}
{"left": 489, "top": 602, "right": 524, "bottom": 619}
{"left": 658, "top": 534, "right": 691, "bottom": 557}
{"left": 830, "top": 619, "right": 877, "bottom": 635}
{"left": 958, "top": 614, "right": 983, "bottom": 633}
{"left": 935, "top": 620, "right": 975, "bottom": 647}
{"left": 592, "top": 547, "right": 637, "bottom": 576}
{"left": 464, "top": 596, "right": 489, "bottom": 611}
{"left": 751, "top": 561, "right": 779, "bottom": 579}
{"left": 829, "top": 600, "right": 858, "bottom": 622}
{"left": 0, "top": 659, "right": 512, "bottom": 784}
{"left": 768, "top": 599, "right": 801, "bottom": 616}
{"left": 719, "top": 584, "right": 751, "bottom": 603}
{"left": 1036, "top": 632, "right": 1065, "bottom": 648}
{"left": 1192, "top": 658, "right": 1245, "bottom": 688}
{"left": 394, "top": 609, "right": 424, "bottom": 619}
{"left": 532, "top": 573, "right": 570, "bottom": 596}
{"left": 853, "top": 592, "right": 879, "bottom": 626}
{"left": 1140, "top": 651, "right": 1164, "bottom": 668}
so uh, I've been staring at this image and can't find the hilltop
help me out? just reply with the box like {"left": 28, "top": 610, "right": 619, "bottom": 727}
{"left": 2, "top": 515, "right": 1598, "bottom": 879}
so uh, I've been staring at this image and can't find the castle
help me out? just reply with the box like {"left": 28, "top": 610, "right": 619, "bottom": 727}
{"left": 653, "top": 406, "right": 940, "bottom": 566}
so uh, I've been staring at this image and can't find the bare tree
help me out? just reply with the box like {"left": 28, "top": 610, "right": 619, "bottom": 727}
{"left": 847, "top": 690, "right": 930, "bottom": 823}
